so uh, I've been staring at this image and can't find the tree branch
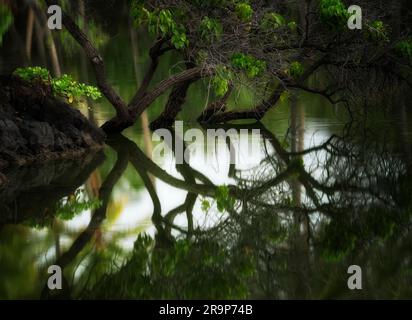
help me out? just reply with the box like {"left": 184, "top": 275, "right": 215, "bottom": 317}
{"left": 128, "top": 38, "right": 172, "bottom": 107}
{"left": 44, "top": 0, "right": 130, "bottom": 120}
{"left": 130, "top": 66, "right": 212, "bottom": 117}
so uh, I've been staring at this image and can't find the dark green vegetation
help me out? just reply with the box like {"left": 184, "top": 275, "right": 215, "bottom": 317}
{"left": 8, "top": 0, "right": 408, "bottom": 132}
{"left": 0, "top": 75, "right": 105, "bottom": 169}
{"left": 0, "top": 0, "right": 412, "bottom": 300}
{"left": 3, "top": 114, "right": 412, "bottom": 299}
{"left": 14, "top": 66, "right": 101, "bottom": 102}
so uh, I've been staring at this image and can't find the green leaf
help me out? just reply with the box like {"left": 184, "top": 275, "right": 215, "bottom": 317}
{"left": 235, "top": 3, "right": 253, "bottom": 22}
{"left": 261, "top": 12, "right": 285, "bottom": 30}
{"left": 211, "top": 66, "right": 232, "bottom": 97}
{"left": 230, "top": 53, "right": 266, "bottom": 77}
{"left": 132, "top": 5, "right": 188, "bottom": 49}
{"left": 56, "top": 189, "right": 102, "bottom": 221}
{"left": 319, "top": 0, "right": 349, "bottom": 30}
{"left": 14, "top": 66, "right": 50, "bottom": 82}
{"left": 13, "top": 67, "right": 102, "bottom": 103}
{"left": 199, "top": 17, "right": 223, "bottom": 42}
{"left": 365, "top": 20, "right": 389, "bottom": 42}
{"left": 288, "top": 61, "right": 305, "bottom": 79}
{"left": 201, "top": 199, "right": 211, "bottom": 212}
{"left": 215, "top": 185, "right": 235, "bottom": 213}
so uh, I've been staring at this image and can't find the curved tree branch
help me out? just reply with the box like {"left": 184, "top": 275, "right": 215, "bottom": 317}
{"left": 44, "top": 0, "right": 131, "bottom": 121}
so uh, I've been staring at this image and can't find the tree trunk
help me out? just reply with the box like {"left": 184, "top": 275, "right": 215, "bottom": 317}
{"left": 150, "top": 80, "right": 192, "bottom": 130}
{"left": 25, "top": 8, "right": 34, "bottom": 60}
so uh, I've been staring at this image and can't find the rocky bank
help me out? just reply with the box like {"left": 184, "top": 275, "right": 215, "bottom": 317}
{"left": 0, "top": 75, "right": 105, "bottom": 178}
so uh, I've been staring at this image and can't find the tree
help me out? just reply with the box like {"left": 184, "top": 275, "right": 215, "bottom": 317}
{"left": 43, "top": 0, "right": 411, "bottom": 134}
{"left": 40, "top": 124, "right": 412, "bottom": 299}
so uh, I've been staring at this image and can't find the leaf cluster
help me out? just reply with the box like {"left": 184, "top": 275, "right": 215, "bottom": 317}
{"left": 14, "top": 67, "right": 102, "bottom": 102}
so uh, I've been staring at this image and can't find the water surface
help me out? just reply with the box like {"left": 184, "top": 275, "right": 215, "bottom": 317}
{"left": 1, "top": 9, "right": 412, "bottom": 299}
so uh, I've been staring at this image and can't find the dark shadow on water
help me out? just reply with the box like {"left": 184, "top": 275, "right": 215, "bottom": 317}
{"left": 0, "top": 116, "right": 411, "bottom": 299}
{"left": 21, "top": 121, "right": 412, "bottom": 299}
{"left": 0, "top": 151, "right": 105, "bottom": 229}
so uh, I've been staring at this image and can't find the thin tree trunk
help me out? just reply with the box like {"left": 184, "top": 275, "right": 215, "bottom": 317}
{"left": 25, "top": 8, "right": 34, "bottom": 60}
{"left": 149, "top": 80, "right": 193, "bottom": 130}
{"left": 48, "top": 33, "right": 61, "bottom": 77}
{"left": 44, "top": 0, "right": 211, "bottom": 133}
{"left": 33, "top": 11, "right": 47, "bottom": 63}
{"left": 130, "top": 22, "right": 154, "bottom": 160}
{"left": 34, "top": 3, "right": 62, "bottom": 76}
{"left": 45, "top": 0, "right": 130, "bottom": 121}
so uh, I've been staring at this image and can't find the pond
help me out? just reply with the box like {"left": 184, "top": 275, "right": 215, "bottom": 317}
{"left": 1, "top": 2, "right": 412, "bottom": 300}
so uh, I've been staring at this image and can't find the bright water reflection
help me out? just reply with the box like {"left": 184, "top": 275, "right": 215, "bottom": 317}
{"left": 1, "top": 4, "right": 412, "bottom": 299}
{"left": 2, "top": 104, "right": 412, "bottom": 299}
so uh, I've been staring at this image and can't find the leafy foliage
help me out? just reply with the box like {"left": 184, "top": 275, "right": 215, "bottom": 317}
{"left": 287, "top": 21, "right": 298, "bottom": 32}
{"left": 52, "top": 74, "right": 102, "bottom": 102}
{"left": 14, "top": 66, "right": 50, "bottom": 82}
{"left": 261, "top": 12, "right": 286, "bottom": 30}
{"left": 199, "top": 17, "right": 223, "bottom": 42}
{"left": 84, "top": 234, "right": 254, "bottom": 299}
{"left": 56, "top": 189, "right": 102, "bottom": 221}
{"left": 215, "top": 185, "right": 235, "bottom": 212}
{"left": 132, "top": 3, "right": 188, "bottom": 49}
{"left": 14, "top": 67, "right": 102, "bottom": 102}
{"left": 211, "top": 66, "right": 232, "bottom": 97}
{"left": 235, "top": 3, "right": 253, "bottom": 22}
{"left": 288, "top": 61, "right": 304, "bottom": 79}
{"left": 127, "top": 0, "right": 409, "bottom": 121}
{"left": 0, "top": 4, "right": 13, "bottom": 46}
{"left": 200, "top": 186, "right": 236, "bottom": 213}
{"left": 365, "top": 20, "right": 389, "bottom": 42}
{"left": 22, "top": 188, "right": 102, "bottom": 228}
{"left": 230, "top": 53, "right": 266, "bottom": 77}
{"left": 212, "top": 76, "right": 230, "bottom": 97}
{"left": 319, "top": 0, "right": 349, "bottom": 29}
{"left": 279, "top": 90, "right": 291, "bottom": 102}
{"left": 201, "top": 198, "right": 211, "bottom": 213}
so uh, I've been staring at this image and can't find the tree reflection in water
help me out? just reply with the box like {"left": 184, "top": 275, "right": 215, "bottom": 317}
{"left": 37, "top": 120, "right": 412, "bottom": 299}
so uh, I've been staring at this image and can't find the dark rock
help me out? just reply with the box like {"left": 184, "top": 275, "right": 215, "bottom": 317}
{"left": 18, "top": 121, "right": 55, "bottom": 150}
{"left": 0, "top": 151, "right": 105, "bottom": 226}
{"left": 0, "top": 75, "right": 106, "bottom": 169}
{"left": 0, "top": 119, "right": 26, "bottom": 150}
{"left": 0, "top": 172, "right": 7, "bottom": 186}
{"left": 54, "top": 130, "right": 73, "bottom": 151}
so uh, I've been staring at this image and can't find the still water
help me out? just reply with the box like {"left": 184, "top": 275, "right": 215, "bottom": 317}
{"left": 1, "top": 11, "right": 412, "bottom": 300}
